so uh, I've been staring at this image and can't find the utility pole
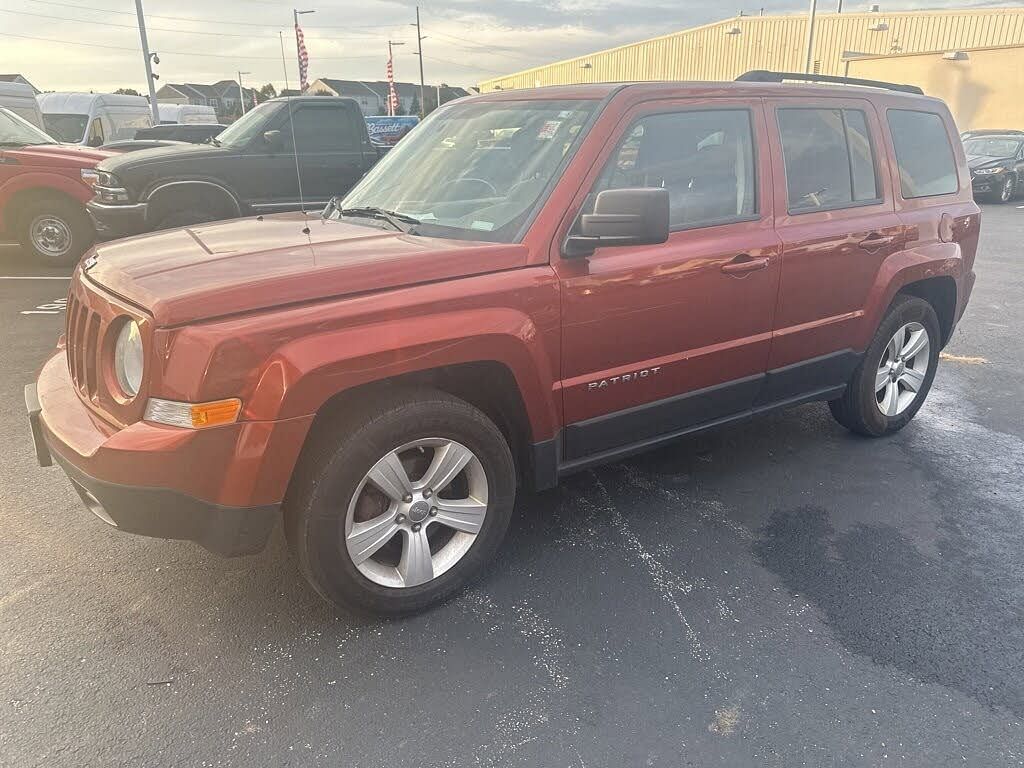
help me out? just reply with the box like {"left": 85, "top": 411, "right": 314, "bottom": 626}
{"left": 134, "top": 0, "right": 160, "bottom": 123}
{"left": 413, "top": 6, "right": 426, "bottom": 118}
{"left": 238, "top": 71, "right": 251, "bottom": 114}
{"left": 803, "top": 0, "right": 818, "bottom": 74}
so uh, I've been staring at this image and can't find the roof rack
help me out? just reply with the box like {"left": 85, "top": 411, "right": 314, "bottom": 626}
{"left": 736, "top": 70, "right": 924, "bottom": 95}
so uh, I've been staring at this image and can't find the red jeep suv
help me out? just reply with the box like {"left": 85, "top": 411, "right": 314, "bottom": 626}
{"left": 27, "top": 74, "right": 979, "bottom": 614}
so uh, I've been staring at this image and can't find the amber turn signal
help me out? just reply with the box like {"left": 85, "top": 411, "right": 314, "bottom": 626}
{"left": 144, "top": 397, "right": 242, "bottom": 429}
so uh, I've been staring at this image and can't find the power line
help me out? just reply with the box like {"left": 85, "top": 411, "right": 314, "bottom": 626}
{"left": 25, "top": 0, "right": 414, "bottom": 29}
{"left": 420, "top": 54, "right": 506, "bottom": 75}
{"left": 2, "top": 8, "right": 405, "bottom": 40}
{"left": 0, "top": 31, "right": 380, "bottom": 60}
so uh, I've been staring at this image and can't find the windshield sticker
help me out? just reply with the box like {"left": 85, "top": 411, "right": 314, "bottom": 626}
{"left": 537, "top": 120, "right": 562, "bottom": 140}
{"left": 470, "top": 220, "right": 495, "bottom": 231}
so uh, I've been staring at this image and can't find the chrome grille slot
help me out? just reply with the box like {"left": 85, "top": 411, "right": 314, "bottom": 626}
{"left": 73, "top": 301, "right": 89, "bottom": 389}
{"left": 65, "top": 293, "right": 79, "bottom": 385}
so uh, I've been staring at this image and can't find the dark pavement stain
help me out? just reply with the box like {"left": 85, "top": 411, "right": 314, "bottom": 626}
{"left": 755, "top": 505, "right": 1024, "bottom": 718}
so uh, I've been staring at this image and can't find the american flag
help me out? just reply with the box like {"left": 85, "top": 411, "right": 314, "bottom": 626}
{"left": 295, "top": 22, "right": 310, "bottom": 91}
{"left": 386, "top": 54, "right": 398, "bottom": 116}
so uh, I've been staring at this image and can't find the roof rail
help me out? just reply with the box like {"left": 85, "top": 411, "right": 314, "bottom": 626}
{"left": 736, "top": 70, "right": 924, "bottom": 95}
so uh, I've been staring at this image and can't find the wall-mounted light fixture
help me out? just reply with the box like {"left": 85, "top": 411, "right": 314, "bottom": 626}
{"left": 942, "top": 50, "right": 969, "bottom": 61}
{"left": 868, "top": 21, "right": 888, "bottom": 31}
{"left": 579, "top": 62, "right": 593, "bottom": 69}
{"left": 725, "top": 25, "right": 742, "bottom": 35}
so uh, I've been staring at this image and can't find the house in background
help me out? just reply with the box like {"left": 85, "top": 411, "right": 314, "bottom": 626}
{"left": 0, "top": 74, "right": 40, "bottom": 95}
{"left": 305, "top": 78, "right": 470, "bottom": 115}
{"left": 155, "top": 80, "right": 256, "bottom": 121}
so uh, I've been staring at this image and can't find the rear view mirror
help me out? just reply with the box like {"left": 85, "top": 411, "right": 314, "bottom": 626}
{"left": 263, "top": 129, "right": 282, "bottom": 147}
{"left": 564, "top": 187, "right": 670, "bottom": 257}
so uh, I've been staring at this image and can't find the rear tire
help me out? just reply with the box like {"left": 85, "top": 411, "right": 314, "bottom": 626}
{"left": 828, "top": 295, "right": 940, "bottom": 437}
{"left": 284, "top": 387, "right": 517, "bottom": 615}
{"left": 17, "top": 196, "right": 94, "bottom": 267}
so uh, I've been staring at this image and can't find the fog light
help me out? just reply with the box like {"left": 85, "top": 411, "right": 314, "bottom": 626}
{"left": 144, "top": 397, "right": 242, "bottom": 429}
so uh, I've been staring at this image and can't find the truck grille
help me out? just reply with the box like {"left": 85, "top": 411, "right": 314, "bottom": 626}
{"left": 66, "top": 291, "right": 102, "bottom": 399}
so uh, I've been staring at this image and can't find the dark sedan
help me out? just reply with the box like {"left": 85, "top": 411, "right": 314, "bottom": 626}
{"left": 964, "top": 134, "right": 1024, "bottom": 203}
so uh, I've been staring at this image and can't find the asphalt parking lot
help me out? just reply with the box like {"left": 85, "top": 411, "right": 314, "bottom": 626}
{"left": 2, "top": 204, "right": 1023, "bottom": 767}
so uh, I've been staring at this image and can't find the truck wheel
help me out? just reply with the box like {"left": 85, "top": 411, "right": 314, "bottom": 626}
{"left": 284, "top": 388, "right": 517, "bottom": 615}
{"left": 828, "top": 295, "right": 940, "bottom": 437}
{"left": 18, "top": 197, "right": 94, "bottom": 267}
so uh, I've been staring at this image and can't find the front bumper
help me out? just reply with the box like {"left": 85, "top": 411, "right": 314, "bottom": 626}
{"left": 86, "top": 200, "right": 148, "bottom": 239}
{"left": 25, "top": 352, "right": 311, "bottom": 556}
{"left": 970, "top": 174, "right": 1004, "bottom": 197}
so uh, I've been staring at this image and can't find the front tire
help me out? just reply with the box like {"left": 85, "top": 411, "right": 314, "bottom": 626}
{"left": 995, "top": 175, "right": 1016, "bottom": 203}
{"left": 17, "top": 197, "right": 94, "bottom": 267}
{"left": 829, "top": 295, "right": 940, "bottom": 437}
{"left": 284, "top": 388, "right": 516, "bottom": 615}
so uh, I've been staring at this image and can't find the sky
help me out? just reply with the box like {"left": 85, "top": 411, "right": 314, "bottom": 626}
{"left": 2, "top": 0, "right": 1020, "bottom": 94}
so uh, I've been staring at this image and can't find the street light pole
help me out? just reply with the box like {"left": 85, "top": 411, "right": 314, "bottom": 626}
{"left": 803, "top": 0, "right": 818, "bottom": 74}
{"left": 134, "top": 0, "right": 160, "bottom": 123}
{"left": 414, "top": 6, "right": 425, "bottom": 118}
{"left": 238, "top": 71, "right": 251, "bottom": 115}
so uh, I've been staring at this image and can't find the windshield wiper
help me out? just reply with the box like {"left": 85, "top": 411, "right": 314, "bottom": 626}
{"left": 336, "top": 205, "right": 420, "bottom": 233}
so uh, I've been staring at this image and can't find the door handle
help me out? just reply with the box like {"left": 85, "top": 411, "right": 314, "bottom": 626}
{"left": 858, "top": 233, "right": 895, "bottom": 251}
{"left": 721, "top": 255, "right": 769, "bottom": 275}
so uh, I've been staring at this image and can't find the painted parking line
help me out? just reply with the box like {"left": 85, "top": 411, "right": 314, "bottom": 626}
{"left": 0, "top": 274, "right": 72, "bottom": 280}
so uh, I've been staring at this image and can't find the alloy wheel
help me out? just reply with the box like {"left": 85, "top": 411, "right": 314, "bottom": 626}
{"left": 344, "top": 438, "right": 488, "bottom": 588}
{"left": 1001, "top": 176, "right": 1015, "bottom": 202}
{"left": 875, "top": 321, "right": 930, "bottom": 417}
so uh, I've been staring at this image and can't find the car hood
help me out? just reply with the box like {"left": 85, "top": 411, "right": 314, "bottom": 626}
{"left": 96, "top": 141, "right": 228, "bottom": 174}
{"left": 83, "top": 213, "right": 530, "bottom": 326}
{"left": 3, "top": 143, "right": 114, "bottom": 168}
{"left": 967, "top": 153, "right": 1013, "bottom": 170}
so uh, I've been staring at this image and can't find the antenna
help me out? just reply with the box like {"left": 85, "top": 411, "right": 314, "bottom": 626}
{"left": 285, "top": 96, "right": 309, "bottom": 232}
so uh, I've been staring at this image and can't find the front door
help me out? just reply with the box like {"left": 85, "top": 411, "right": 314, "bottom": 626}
{"left": 554, "top": 100, "right": 782, "bottom": 462}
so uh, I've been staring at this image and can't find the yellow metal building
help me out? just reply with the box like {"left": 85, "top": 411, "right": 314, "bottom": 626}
{"left": 478, "top": 7, "right": 1024, "bottom": 92}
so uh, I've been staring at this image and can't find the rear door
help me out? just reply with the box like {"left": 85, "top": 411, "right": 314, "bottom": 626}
{"left": 555, "top": 99, "right": 782, "bottom": 462}
{"left": 764, "top": 97, "right": 903, "bottom": 392}
{"left": 284, "top": 102, "right": 374, "bottom": 204}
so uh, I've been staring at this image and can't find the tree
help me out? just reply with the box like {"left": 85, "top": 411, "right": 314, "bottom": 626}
{"left": 311, "top": 88, "right": 332, "bottom": 96}
{"left": 114, "top": 88, "right": 141, "bottom": 96}
{"left": 409, "top": 94, "right": 420, "bottom": 118}
{"left": 258, "top": 83, "right": 277, "bottom": 100}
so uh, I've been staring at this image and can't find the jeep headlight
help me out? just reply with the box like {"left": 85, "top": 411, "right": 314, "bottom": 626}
{"left": 113, "top": 319, "right": 143, "bottom": 397}
{"left": 974, "top": 167, "right": 1005, "bottom": 175}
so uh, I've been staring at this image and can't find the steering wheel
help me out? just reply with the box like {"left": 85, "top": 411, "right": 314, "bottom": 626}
{"left": 441, "top": 177, "right": 498, "bottom": 197}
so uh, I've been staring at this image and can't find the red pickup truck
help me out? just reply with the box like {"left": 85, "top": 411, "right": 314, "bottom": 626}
{"left": 28, "top": 74, "right": 979, "bottom": 615}
{"left": 0, "top": 107, "right": 108, "bottom": 266}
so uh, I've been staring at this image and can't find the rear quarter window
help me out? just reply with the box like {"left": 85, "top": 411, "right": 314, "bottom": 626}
{"left": 887, "top": 109, "right": 959, "bottom": 199}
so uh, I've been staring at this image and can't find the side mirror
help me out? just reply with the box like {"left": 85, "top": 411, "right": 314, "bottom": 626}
{"left": 564, "top": 187, "right": 670, "bottom": 257}
{"left": 262, "top": 129, "right": 282, "bottom": 148}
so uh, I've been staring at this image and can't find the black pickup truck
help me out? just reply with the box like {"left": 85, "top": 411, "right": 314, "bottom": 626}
{"left": 87, "top": 96, "right": 379, "bottom": 236}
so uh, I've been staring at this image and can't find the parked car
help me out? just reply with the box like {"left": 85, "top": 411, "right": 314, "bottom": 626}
{"left": 86, "top": 96, "right": 378, "bottom": 236}
{"left": 37, "top": 92, "right": 153, "bottom": 147}
{"left": 961, "top": 128, "right": 1024, "bottom": 139}
{"left": 28, "top": 75, "right": 979, "bottom": 615}
{"left": 0, "top": 107, "right": 109, "bottom": 265}
{"left": 963, "top": 133, "right": 1024, "bottom": 203}
{"left": 133, "top": 123, "right": 226, "bottom": 144}
{"left": 157, "top": 103, "right": 218, "bottom": 125}
{"left": 100, "top": 139, "right": 189, "bottom": 153}
{"left": 0, "top": 81, "right": 45, "bottom": 129}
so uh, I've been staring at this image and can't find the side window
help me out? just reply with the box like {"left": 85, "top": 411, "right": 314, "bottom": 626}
{"left": 777, "top": 108, "right": 880, "bottom": 213}
{"left": 87, "top": 118, "right": 104, "bottom": 147}
{"left": 598, "top": 109, "right": 757, "bottom": 230}
{"left": 887, "top": 109, "right": 959, "bottom": 198}
{"left": 287, "top": 106, "right": 359, "bottom": 153}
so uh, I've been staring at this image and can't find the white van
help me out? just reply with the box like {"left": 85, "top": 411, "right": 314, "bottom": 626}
{"left": 0, "top": 82, "right": 45, "bottom": 129}
{"left": 37, "top": 92, "right": 153, "bottom": 146}
{"left": 157, "top": 103, "right": 218, "bottom": 124}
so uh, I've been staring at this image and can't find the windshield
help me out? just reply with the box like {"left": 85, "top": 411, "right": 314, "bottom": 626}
{"left": 964, "top": 137, "right": 1022, "bottom": 158}
{"left": 0, "top": 107, "right": 57, "bottom": 146}
{"left": 42, "top": 113, "right": 88, "bottom": 143}
{"left": 215, "top": 101, "right": 282, "bottom": 147}
{"left": 339, "top": 99, "right": 598, "bottom": 242}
